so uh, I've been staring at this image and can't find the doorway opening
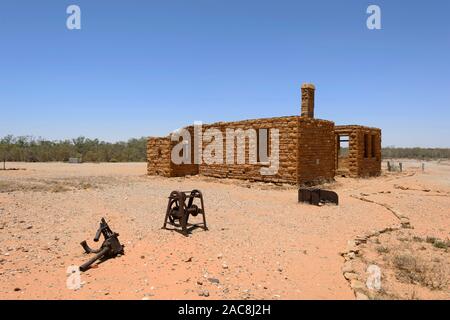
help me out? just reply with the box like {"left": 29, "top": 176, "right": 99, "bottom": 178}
{"left": 337, "top": 135, "right": 350, "bottom": 173}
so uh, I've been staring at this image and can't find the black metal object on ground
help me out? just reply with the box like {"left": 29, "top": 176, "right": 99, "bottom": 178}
{"left": 79, "top": 218, "right": 124, "bottom": 272}
{"left": 298, "top": 188, "right": 339, "bottom": 206}
{"left": 162, "top": 190, "right": 208, "bottom": 236}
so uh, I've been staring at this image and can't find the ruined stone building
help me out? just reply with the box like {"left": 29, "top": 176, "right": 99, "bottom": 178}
{"left": 147, "top": 84, "right": 381, "bottom": 185}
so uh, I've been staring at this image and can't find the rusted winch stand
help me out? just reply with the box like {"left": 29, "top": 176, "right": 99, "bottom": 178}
{"left": 162, "top": 190, "right": 208, "bottom": 236}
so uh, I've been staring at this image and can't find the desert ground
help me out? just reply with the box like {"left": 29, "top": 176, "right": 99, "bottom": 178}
{"left": 0, "top": 160, "right": 449, "bottom": 300}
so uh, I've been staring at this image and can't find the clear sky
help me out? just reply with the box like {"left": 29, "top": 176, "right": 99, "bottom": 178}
{"left": 0, "top": 0, "right": 449, "bottom": 147}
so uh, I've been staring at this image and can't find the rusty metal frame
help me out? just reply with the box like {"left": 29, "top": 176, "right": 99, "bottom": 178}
{"left": 162, "top": 189, "right": 208, "bottom": 236}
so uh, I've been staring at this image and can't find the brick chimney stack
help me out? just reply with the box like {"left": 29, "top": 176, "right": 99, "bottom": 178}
{"left": 301, "top": 83, "right": 315, "bottom": 118}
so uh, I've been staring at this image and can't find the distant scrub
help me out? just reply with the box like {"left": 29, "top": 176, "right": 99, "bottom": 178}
{"left": 0, "top": 135, "right": 147, "bottom": 163}
{"left": 382, "top": 147, "right": 450, "bottom": 159}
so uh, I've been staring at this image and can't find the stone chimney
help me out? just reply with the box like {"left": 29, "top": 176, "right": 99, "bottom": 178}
{"left": 301, "top": 83, "right": 315, "bottom": 118}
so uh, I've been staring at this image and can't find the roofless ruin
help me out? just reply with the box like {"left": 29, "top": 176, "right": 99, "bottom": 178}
{"left": 147, "top": 84, "right": 381, "bottom": 185}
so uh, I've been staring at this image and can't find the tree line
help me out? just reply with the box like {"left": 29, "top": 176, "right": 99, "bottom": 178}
{"left": 1, "top": 135, "right": 449, "bottom": 164}
{"left": 382, "top": 147, "right": 450, "bottom": 159}
{"left": 0, "top": 135, "right": 148, "bottom": 163}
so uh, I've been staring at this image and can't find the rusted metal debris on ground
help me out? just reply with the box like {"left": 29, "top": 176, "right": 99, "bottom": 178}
{"left": 79, "top": 218, "right": 124, "bottom": 272}
{"left": 298, "top": 188, "right": 339, "bottom": 206}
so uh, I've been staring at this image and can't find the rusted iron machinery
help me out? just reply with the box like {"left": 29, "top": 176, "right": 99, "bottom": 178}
{"left": 298, "top": 188, "right": 339, "bottom": 206}
{"left": 162, "top": 190, "right": 208, "bottom": 236}
{"left": 79, "top": 218, "right": 124, "bottom": 272}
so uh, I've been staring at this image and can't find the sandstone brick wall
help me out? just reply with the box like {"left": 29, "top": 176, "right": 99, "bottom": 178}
{"left": 335, "top": 126, "right": 381, "bottom": 177}
{"left": 147, "top": 137, "right": 171, "bottom": 177}
{"left": 147, "top": 130, "right": 199, "bottom": 177}
{"left": 199, "top": 116, "right": 299, "bottom": 184}
{"left": 356, "top": 128, "right": 382, "bottom": 177}
{"left": 196, "top": 116, "right": 336, "bottom": 185}
{"left": 297, "top": 118, "right": 336, "bottom": 185}
{"left": 169, "top": 126, "right": 199, "bottom": 177}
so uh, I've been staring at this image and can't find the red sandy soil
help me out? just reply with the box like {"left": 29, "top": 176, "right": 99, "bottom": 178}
{"left": 0, "top": 160, "right": 448, "bottom": 300}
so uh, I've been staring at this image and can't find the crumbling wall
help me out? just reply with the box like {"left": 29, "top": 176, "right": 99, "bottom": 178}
{"left": 147, "top": 129, "right": 199, "bottom": 177}
{"left": 297, "top": 118, "right": 336, "bottom": 185}
{"left": 198, "top": 116, "right": 336, "bottom": 185}
{"left": 355, "top": 128, "right": 382, "bottom": 177}
{"left": 147, "top": 137, "right": 171, "bottom": 177}
{"left": 335, "top": 126, "right": 381, "bottom": 177}
{"left": 199, "top": 116, "right": 299, "bottom": 184}
{"left": 170, "top": 126, "right": 199, "bottom": 177}
{"left": 148, "top": 116, "right": 338, "bottom": 185}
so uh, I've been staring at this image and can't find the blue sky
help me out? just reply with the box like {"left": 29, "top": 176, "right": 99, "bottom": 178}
{"left": 0, "top": 0, "right": 449, "bottom": 147}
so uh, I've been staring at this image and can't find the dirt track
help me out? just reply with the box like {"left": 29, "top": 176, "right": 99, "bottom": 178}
{"left": 0, "top": 160, "right": 449, "bottom": 299}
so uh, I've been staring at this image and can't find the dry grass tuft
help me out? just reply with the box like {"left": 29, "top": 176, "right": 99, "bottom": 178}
{"left": 392, "top": 253, "right": 448, "bottom": 290}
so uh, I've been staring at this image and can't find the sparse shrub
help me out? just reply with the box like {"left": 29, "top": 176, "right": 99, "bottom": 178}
{"left": 392, "top": 253, "right": 447, "bottom": 290}
{"left": 425, "top": 236, "right": 450, "bottom": 250}
{"left": 376, "top": 246, "right": 390, "bottom": 254}
{"left": 426, "top": 237, "right": 437, "bottom": 244}
{"left": 51, "top": 184, "right": 70, "bottom": 193}
{"left": 433, "top": 240, "right": 450, "bottom": 250}
{"left": 393, "top": 254, "right": 418, "bottom": 274}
